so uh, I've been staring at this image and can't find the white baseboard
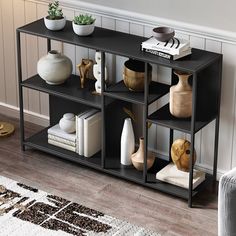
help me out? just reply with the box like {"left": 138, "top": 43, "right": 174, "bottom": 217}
{"left": 0, "top": 102, "right": 49, "bottom": 127}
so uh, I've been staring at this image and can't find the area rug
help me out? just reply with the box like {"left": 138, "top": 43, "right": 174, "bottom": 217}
{"left": 0, "top": 176, "right": 160, "bottom": 236}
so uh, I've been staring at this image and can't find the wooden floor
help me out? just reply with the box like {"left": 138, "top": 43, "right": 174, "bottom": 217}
{"left": 0, "top": 114, "right": 218, "bottom": 235}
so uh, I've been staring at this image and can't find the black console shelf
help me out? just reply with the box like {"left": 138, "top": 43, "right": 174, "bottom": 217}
{"left": 17, "top": 18, "right": 222, "bottom": 207}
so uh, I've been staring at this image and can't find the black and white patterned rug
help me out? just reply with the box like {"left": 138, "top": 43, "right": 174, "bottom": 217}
{"left": 0, "top": 176, "right": 160, "bottom": 236}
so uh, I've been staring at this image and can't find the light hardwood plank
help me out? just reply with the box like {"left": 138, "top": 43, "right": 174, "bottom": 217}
{"left": 0, "top": 0, "right": 6, "bottom": 103}
{"left": 25, "top": 1, "right": 40, "bottom": 113}
{"left": 1, "top": 0, "right": 17, "bottom": 106}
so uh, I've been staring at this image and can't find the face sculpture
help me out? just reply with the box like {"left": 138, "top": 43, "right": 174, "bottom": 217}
{"left": 171, "top": 139, "right": 196, "bottom": 172}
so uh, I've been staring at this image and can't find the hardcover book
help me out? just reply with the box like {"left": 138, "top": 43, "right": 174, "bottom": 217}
{"left": 84, "top": 112, "right": 102, "bottom": 158}
{"left": 48, "top": 139, "right": 76, "bottom": 152}
{"left": 141, "top": 36, "right": 190, "bottom": 55}
{"left": 48, "top": 134, "right": 76, "bottom": 147}
{"left": 48, "top": 124, "right": 76, "bottom": 142}
{"left": 142, "top": 48, "right": 192, "bottom": 60}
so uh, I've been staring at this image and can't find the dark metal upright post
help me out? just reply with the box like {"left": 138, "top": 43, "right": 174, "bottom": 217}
{"left": 16, "top": 30, "right": 25, "bottom": 151}
{"left": 143, "top": 62, "right": 149, "bottom": 183}
{"left": 188, "top": 72, "right": 197, "bottom": 207}
{"left": 101, "top": 51, "right": 106, "bottom": 169}
{"left": 169, "top": 129, "right": 173, "bottom": 162}
{"left": 47, "top": 38, "right": 51, "bottom": 52}
{"left": 213, "top": 56, "right": 223, "bottom": 182}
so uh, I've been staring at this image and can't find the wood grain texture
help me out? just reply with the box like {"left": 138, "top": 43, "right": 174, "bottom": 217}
{"left": 25, "top": 1, "right": 40, "bottom": 113}
{"left": 0, "top": 0, "right": 6, "bottom": 103}
{"left": 1, "top": 0, "right": 17, "bottom": 106}
{"left": 0, "top": 113, "right": 218, "bottom": 235}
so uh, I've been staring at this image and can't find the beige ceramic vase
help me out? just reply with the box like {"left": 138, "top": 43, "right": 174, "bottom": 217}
{"left": 131, "top": 137, "right": 155, "bottom": 171}
{"left": 169, "top": 71, "right": 192, "bottom": 118}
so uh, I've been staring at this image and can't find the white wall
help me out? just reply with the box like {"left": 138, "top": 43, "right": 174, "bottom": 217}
{"left": 79, "top": 0, "right": 236, "bottom": 33}
{"left": 0, "top": 0, "right": 236, "bottom": 177}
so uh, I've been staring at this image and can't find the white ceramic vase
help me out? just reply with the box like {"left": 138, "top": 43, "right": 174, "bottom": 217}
{"left": 37, "top": 50, "right": 72, "bottom": 85}
{"left": 72, "top": 22, "right": 95, "bottom": 36}
{"left": 120, "top": 118, "right": 135, "bottom": 166}
{"left": 59, "top": 113, "right": 76, "bottom": 133}
{"left": 44, "top": 16, "right": 66, "bottom": 31}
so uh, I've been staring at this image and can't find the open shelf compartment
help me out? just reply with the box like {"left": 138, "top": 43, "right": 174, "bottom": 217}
{"left": 24, "top": 128, "right": 102, "bottom": 170}
{"left": 104, "top": 80, "right": 170, "bottom": 105}
{"left": 146, "top": 158, "right": 213, "bottom": 199}
{"left": 148, "top": 104, "right": 216, "bottom": 134}
{"left": 21, "top": 74, "right": 103, "bottom": 109}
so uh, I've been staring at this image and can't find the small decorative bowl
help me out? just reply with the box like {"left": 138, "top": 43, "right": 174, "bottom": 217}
{"left": 152, "top": 27, "right": 175, "bottom": 42}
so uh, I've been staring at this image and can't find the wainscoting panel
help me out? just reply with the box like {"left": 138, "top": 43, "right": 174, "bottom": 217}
{"left": 0, "top": 0, "right": 236, "bottom": 176}
{"left": 0, "top": 0, "right": 6, "bottom": 102}
{"left": 1, "top": 0, "right": 18, "bottom": 107}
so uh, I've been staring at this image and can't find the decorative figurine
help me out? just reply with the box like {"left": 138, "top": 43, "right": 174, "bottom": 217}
{"left": 77, "top": 59, "right": 93, "bottom": 88}
{"left": 93, "top": 51, "right": 108, "bottom": 93}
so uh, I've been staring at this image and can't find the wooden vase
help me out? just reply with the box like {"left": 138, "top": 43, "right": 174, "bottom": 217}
{"left": 171, "top": 139, "right": 196, "bottom": 172}
{"left": 131, "top": 137, "right": 155, "bottom": 171}
{"left": 169, "top": 71, "right": 192, "bottom": 118}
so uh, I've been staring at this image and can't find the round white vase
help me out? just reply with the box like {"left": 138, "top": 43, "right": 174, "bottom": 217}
{"left": 72, "top": 22, "right": 95, "bottom": 36}
{"left": 120, "top": 118, "right": 135, "bottom": 165}
{"left": 44, "top": 16, "right": 66, "bottom": 31}
{"left": 37, "top": 50, "right": 72, "bottom": 85}
{"left": 59, "top": 113, "right": 76, "bottom": 133}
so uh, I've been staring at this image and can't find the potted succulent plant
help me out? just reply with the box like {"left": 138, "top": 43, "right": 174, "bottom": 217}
{"left": 44, "top": 1, "right": 66, "bottom": 31}
{"left": 72, "top": 14, "right": 96, "bottom": 36}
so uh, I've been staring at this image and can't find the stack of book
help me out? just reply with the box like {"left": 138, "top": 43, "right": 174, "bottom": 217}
{"left": 76, "top": 109, "right": 101, "bottom": 158}
{"left": 141, "top": 36, "right": 191, "bottom": 60}
{"left": 48, "top": 124, "right": 76, "bottom": 152}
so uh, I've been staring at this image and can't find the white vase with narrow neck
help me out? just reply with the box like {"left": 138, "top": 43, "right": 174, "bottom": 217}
{"left": 120, "top": 118, "right": 135, "bottom": 165}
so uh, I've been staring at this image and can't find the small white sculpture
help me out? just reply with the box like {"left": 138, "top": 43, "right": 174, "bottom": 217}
{"left": 59, "top": 113, "right": 76, "bottom": 133}
{"left": 93, "top": 51, "right": 108, "bottom": 93}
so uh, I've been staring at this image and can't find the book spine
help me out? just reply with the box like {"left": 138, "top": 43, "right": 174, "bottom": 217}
{"left": 142, "top": 48, "right": 173, "bottom": 60}
{"left": 142, "top": 43, "right": 179, "bottom": 55}
{"left": 48, "top": 134, "right": 76, "bottom": 147}
{"left": 48, "top": 139, "right": 76, "bottom": 152}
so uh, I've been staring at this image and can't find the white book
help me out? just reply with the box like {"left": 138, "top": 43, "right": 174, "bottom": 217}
{"left": 142, "top": 37, "right": 190, "bottom": 55}
{"left": 48, "top": 124, "right": 76, "bottom": 142}
{"left": 142, "top": 48, "right": 192, "bottom": 60}
{"left": 84, "top": 112, "right": 102, "bottom": 158}
{"left": 156, "top": 163, "right": 205, "bottom": 189}
{"left": 48, "top": 139, "right": 76, "bottom": 152}
{"left": 48, "top": 134, "right": 76, "bottom": 147}
{"left": 77, "top": 109, "right": 98, "bottom": 156}
{"left": 75, "top": 110, "right": 90, "bottom": 153}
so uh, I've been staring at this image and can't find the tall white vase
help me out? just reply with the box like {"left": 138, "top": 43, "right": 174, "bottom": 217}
{"left": 120, "top": 118, "right": 135, "bottom": 165}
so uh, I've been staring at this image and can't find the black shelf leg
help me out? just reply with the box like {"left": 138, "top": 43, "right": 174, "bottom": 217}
{"left": 188, "top": 72, "right": 198, "bottom": 207}
{"left": 213, "top": 57, "right": 223, "bottom": 183}
{"left": 16, "top": 30, "right": 25, "bottom": 151}
{"left": 143, "top": 62, "right": 149, "bottom": 183}
{"left": 169, "top": 129, "right": 173, "bottom": 162}
{"left": 101, "top": 51, "right": 106, "bottom": 169}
